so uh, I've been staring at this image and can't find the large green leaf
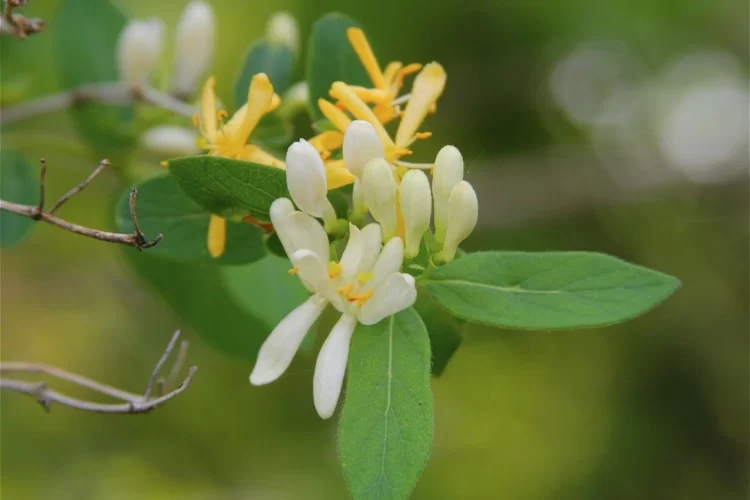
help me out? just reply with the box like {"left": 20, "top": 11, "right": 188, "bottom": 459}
{"left": 339, "top": 308, "right": 434, "bottom": 500}
{"left": 414, "top": 293, "right": 462, "bottom": 376}
{"left": 168, "top": 156, "right": 289, "bottom": 222}
{"left": 125, "top": 251, "right": 268, "bottom": 360}
{"left": 421, "top": 251, "right": 681, "bottom": 330}
{"left": 114, "top": 175, "right": 266, "bottom": 265}
{"left": 57, "top": 0, "right": 135, "bottom": 157}
{"left": 234, "top": 40, "right": 294, "bottom": 108}
{"left": 306, "top": 13, "right": 371, "bottom": 121}
{"left": 0, "top": 151, "right": 36, "bottom": 247}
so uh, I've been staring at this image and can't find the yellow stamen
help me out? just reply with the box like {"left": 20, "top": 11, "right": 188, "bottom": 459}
{"left": 395, "top": 63, "right": 422, "bottom": 87}
{"left": 357, "top": 272, "right": 374, "bottom": 284}
{"left": 347, "top": 290, "right": 374, "bottom": 307}
{"left": 207, "top": 214, "right": 226, "bottom": 258}
{"left": 415, "top": 131, "right": 432, "bottom": 140}
{"left": 338, "top": 283, "right": 354, "bottom": 296}
{"left": 346, "top": 27, "right": 386, "bottom": 89}
{"left": 328, "top": 261, "right": 343, "bottom": 279}
{"left": 288, "top": 267, "right": 299, "bottom": 275}
{"left": 217, "top": 109, "right": 229, "bottom": 121}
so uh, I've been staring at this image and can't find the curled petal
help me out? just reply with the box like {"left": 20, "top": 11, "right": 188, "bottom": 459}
{"left": 395, "top": 63, "right": 446, "bottom": 148}
{"left": 357, "top": 273, "right": 416, "bottom": 325}
{"left": 338, "top": 224, "right": 365, "bottom": 284}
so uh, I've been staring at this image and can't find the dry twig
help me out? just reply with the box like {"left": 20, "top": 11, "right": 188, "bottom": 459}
{"left": 0, "top": 330, "right": 198, "bottom": 414}
{"left": 1, "top": 0, "right": 43, "bottom": 39}
{"left": 0, "top": 158, "right": 163, "bottom": 250}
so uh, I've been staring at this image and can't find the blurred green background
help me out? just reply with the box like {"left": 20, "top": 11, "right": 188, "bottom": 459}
{"left": 1, "top": 0, "right": 748, "bottom": 498}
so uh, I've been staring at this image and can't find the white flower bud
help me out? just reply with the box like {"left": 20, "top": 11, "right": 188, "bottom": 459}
{"left": 438, "top": 181, "right": 478, "bottom": 262}
{"left": 117, "top": 19, "right": 164, "bottom": 88}
{"left": 266, "top": 11, "right": 299, "bottom": 54}
{"left": 286, "top": 139, "right": 336, "bottom": 226}
{"left": 362, "top": 158, "right": 398, "bottom": 241}
{"left": 352, "top": 178, "right": 367, "bottom": 218}
{"left": 278, "top": 81, "right": 309, "bottom": 119}
{"left": 343, "top": 120, "right": 385, "bottom": 178}
{"left": 432, "top": 145, "right": 464, "bottom": 243}
{"left": 399, "top": 170, "right": 432, "bottom": 258}
{"left": 172, "top": 1, "right": 215, "bottom": 97}
{"left": 140, "top": 125, "right": 201, "bottom": 156}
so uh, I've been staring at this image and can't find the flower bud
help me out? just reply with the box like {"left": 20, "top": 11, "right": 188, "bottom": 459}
{"left": 278, "top": 81, "right": 309, "bottom": 119}
{"left": 343, "top": 120, "right": 385, "bottom": 178}
{"left": 117, "top": 19, "right": 164, "bottom": 88}
{"left": 352, "top": 178, "right": 367, "bottom": 219}
{"left": 438, "top": 181, "right": 478, "bottom": 262}
{"left": 362, "top": 158, "right": 398, "bottom": 241}
{"left": 140, "top": 126, "right": 200, "bottom": 157}
{"left": 399, "top": 170, "right": 432, "bottom": 258}
{"left": 266, "top": 12, "right": 299, "bottom": 55}
{"left": 172, "top": 1, "right": 215, "bottom": 97}
{"left": 431, "top": 145, "right": 464, "bottom": 243}
{"left": 286, "top": 140, "right": 337, "bottom": 226}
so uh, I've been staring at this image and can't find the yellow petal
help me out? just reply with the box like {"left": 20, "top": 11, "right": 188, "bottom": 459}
{"left": 235, "top": 73, "right": 274, "bottom": 145}
{"left": 200, "top": 76, "right": 217, "bottom": 142}
{"left": 318, "top": 98, "right": 352, "bottom": 133}
{"left": 395, "top": 62, "right": 446, "bottom": 148}
{"left": 346, "top": 86, "right": 390, "bottom": 105}
{"left": 237, "top": 145, "right": 285, "bottom": 168}
{"left": 347, "top": 27, "right": 385, "bottom": 89}
{"left": 330, "top": 82, "right": 394, "bottom": 148}
{"left": 383, "top": 61, "right": 403, "bottom": 86}
{"left": 208, "top": 214, "right": 226, "bottom": 258}
{"left": 308, "top": 130, "right": 344, "bottom": 152}
{"left": 267, "top": 93, "right": 281, "bottom": 113}
{"left": 325, "top": 159, "right": 356, "bottom": 189}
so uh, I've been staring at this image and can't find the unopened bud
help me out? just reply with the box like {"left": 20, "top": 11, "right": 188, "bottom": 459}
{"left": 266, "top": 12, "right": 299, "bottom": 54}
{"left": 437, "top": 181, "right": 478, "bottom": 262}
{"left": 278, "top": 81, "right": 309, "bottom": 119}
{"left": 362, "top": 158, "right": 398, "bottom": 241}
{"left": 172, "top": 1, "right": 215, "bottom": 97}
{"left": 117, "top": 19, "right": 164, "bottom": 88}
{"left": 140, "top": 126, "right": 200, "bottom": 157}
{"left": 286, "top": 139, "right": 336, "bottom": 227}
{"left": 399, "top": 170, "right": 432, "bottom": 258}
{"left": 432, "top": 145, "right": 464, "bottom": 243}
{"left": 343, "top": 120, "right": 385, "bottom": 178}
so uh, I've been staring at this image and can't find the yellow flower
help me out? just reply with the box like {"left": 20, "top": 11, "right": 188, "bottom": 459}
{"left": 195, "top": 73, "right": 284, "bottom": 258}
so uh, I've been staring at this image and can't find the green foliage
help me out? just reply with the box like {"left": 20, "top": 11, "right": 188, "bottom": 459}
{"left": 168, "top": 156, "right": 289, "bottom": 221}
{"left": 0, "top": 151, "right": 36, "bottom": 247}
{"left": 306, "top": 13, "right": 370, "bottom": 121}
{"left": 57, "top": 0, "right": 135, "bottom": 158}
{"left": 414, "top": 293, "right": 462, "bottom": 376}
{"left": 421, "top": 251, "right": 681, "bottom": 329}
{"left": 339, "top": 308, "right": 434, "bottom": 500}
{"left": 114, "top": 175, "right": 267, "bottom": 264}
{"left": 234, "top": 40, "right": 295, "bottom": 108}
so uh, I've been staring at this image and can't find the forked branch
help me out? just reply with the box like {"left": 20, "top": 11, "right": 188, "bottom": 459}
{"left": 0, "top": 0, "right": 44, "bottom": 39}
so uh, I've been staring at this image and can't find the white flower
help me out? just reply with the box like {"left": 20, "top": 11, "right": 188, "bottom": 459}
{"left": 362, "top": 158, "right": 399, "bottom": 241}
{"left": 250, "top": 200, "right": 417, "bottom": 418}
{"left": 117, "top": 19, "right": 164, "bottom": 88}
{"left": 172, "top": 1, "right": 215, "bottom": 97}
{"left": 399, "top": 169, "right": 432, "bottom": 258}
{"left": 343, "top": 120, "right": 385, "bottom": 178}
{"left": 285, "top": 139, "right": 338, "bottom": 229}
{"left": 140, "top": 125, "right": 200, "bottom": 156}
{"left": 436, "top": 180, "right": 478, "bottom": 262}
{"left": 432, "top": 145, "right": 464, "bottom": 243}
{"left": 266, "top": 11, "right": 299, "bottom": 54}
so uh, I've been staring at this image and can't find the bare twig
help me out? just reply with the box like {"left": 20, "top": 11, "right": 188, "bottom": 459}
{"left": 0, "top": 330, "right": 198, "bottom": 414}
{"left": 1, "top": 0, "right": 44, "bottom": 39}
{"left": 143, "top": 330, "right": 181, "bottom": 399}
{"left": 166, "top": 340, "right": 189, "bottom": 391}
{"left": 0, "top": 82, "right": 196, "bottom": 125}
{"left": 0, "top": 159, "right": 163, "bottom": 250}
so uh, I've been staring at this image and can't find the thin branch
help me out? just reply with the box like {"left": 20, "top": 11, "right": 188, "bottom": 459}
{"left": 1, "top": 0, "right": 44, "bottom": 39}
{"left": 0, "top": 331, "right": 198, "bottom": 414}
{"left": 143, "top": 329, "right": 181, "bottom": 399}
{"left": 0, "top": 159, "right": 163, "bottom": 250}
{"left": 166, "top": 340, "right": 189, "bottom": 391}
{"left": 0, "top": 82, "right": 196, "bottom": 125}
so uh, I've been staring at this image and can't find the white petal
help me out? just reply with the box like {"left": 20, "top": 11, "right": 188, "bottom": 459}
{"left": 291, "top": 249, "right": 338, "bottom": 303}
{"left": 399, "top": 170, "right": 432, "bottom": 258}
{"left": 140, "top": 126, "right": 200, "bottom": 156}
{"left": 249, "top": 295, "right": 327, "bottom": 385}
{"left": 357, "top": 223, "right": 383, "bottom": 274}
{"left": 117, "top": 19, "right": 164, "bottom": 87}
{"left": 343, "top": 120, "right": 385, "bottom": 178}
{"left": 172, "top": 1, "right": 215, "bottom": 96}
{"left": 286, "top": 140, "right": 329, "bottom": 218}
{"left": 269, "top": 198, "right": 297, "bottom": 257}
{"left": 286, "top": 211, "right": 330, "bottom": 262}
{"left": 357, "top": 273, "right": 417, "bottom": 325}
{"left": 362, "top": 158, "right": 398, "bottom": 240}
{"left": 338, "top": 224, "right": 365, "bottom": 283}
{"left": 369, "top": 237, "right": 404, "bottom": 284}
{"left": 266, "top": 11, "right": 299, "bottom": 54}
{"left": 440, "top": 181, "right": 478, "bottom": 262}
{"left": 313, "top": 313, "right": 357, "bottom": 418}
{"left": 432, "top": 145, "right": 464, "bottom": 243}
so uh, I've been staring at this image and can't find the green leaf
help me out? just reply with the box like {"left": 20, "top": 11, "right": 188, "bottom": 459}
{"left": 339, "top": 308, "right": 434, "bottom": 500}
{"left": 125, "top": 251, "right": 269, "bottom": 360}
{"left": 421, "top": 251, "right": 681, "bottom": 330}
{"left": 234, "top": 40, "right": 295, "bottom": 108}
{"left": 114, "top": 175, "right": 266, "bottom": 265}
{"left": 168, "top": 156, "right": 289, "bottom": 222}
{"left": 0, "top": 151, "right": 36, "bottom": 247}
{"left": 414, "top": 293, "right": 462, "bottom": 376}
{"left": 57, "top": 0, "right": 135, "bottom": 157}
{"left": 306, "top": 13, "right": 371, "bottom": 121}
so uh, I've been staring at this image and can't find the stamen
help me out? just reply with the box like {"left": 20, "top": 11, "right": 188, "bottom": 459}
{"left": 347, "top": 290, "right": 374, "bottom": 307}
{"left": 391, "top": 93, "right": 411, "bottom": 107}
{"left": 357, "top": 272, "right": 374, "bottom": 284}
{"left": 288, "top": 267, "right": 299, "bottom": 275}
{"left": 415, "top": 131, "right": 432, "bottom": 140}
{"left": 328, "top": 261, "right": 342, "bottom": 279}
{"left": 338, "top": 283, "right": 354, "bottom": 296}
{"left": 217, "top": 109, "right": 229, "bottom": 121}
{"left": 320, "top": 149, "right": 332, "bottom": 161}
{"left": 394, "top": 160, "right": 435, "bottom": 170}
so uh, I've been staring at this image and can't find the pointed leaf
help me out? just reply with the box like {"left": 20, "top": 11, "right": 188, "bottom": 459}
{"left": 115, "top": 175, "right": 266, "bottom": 264}
{"left": 168, "top": 156, "right": 289, "bottom": 222}
{"left": 306, "top": 13, "right": 370, "bottom": 121}
{"left": 0, "top": 151, "right": 36, "bottom": 247}
{"left": 339, "top": 308, "right": 434, "bottom": 500}
{"left": 234, "top": 40, "right": 294, "bottom": 108}
{"left": 421, "top": 251, "right": 681, "bottom": 330}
